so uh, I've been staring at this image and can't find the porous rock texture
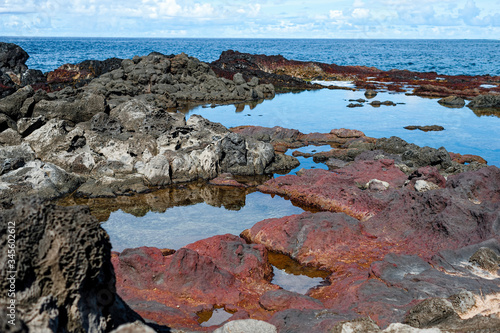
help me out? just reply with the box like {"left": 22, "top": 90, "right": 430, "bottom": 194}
{"left": 0, "top": 198, "right": 141, "bottom": 332}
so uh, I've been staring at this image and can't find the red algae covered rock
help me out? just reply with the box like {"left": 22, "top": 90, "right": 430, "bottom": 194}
{"left": 257, "top": 159, "right": 407, "bottom": 219}
{"left": 112, "top": 235, "right": 280, "bottom": 329}
{"left": 240, "top": 211, "right": 397, "bottom": 272}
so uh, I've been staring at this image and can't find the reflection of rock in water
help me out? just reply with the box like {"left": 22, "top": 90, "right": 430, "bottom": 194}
{"left": 471, "top": 108, "right": 500, "bottom": 118}
{"left": 57, "top": 179, "right": 268, "bottom": 221}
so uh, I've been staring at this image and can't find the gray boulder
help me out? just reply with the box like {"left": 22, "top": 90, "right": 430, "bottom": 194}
{"left": 0, "top": 85, "right": 34, "bottom": 120}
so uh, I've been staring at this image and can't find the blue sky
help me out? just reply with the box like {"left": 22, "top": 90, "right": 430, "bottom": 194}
{"left": 1, "top": 0, "right": 499, "bottom": 38}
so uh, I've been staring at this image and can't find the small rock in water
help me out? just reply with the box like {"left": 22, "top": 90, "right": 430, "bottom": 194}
{"left": 404, "top": 125, "right": 444, "bottom": 132}
{"left": 365, "top": 89, "right": 377, "bottom": 98}
{"left": 438, "top": 95, "right": 465, "bottom": 108}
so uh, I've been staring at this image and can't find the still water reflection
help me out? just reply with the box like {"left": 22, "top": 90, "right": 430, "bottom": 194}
{"left": 184, "top": 89, "right": 500, "bottom": 166}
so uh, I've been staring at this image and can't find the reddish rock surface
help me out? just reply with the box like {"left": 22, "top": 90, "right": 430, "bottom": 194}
{"left": 257, "top": 159, "right": 407, "bottom": 219}
{"left": 449, "top": 152, "right": 488, "bottom": 164}
{"left": 211, "top": 50, "right": 500, "bottom": 97}
{"left": 112, "top": 235, "right": 280, "bottom": 330}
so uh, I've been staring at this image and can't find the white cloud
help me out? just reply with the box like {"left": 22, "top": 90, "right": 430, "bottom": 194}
{"left": 352, "top": 8, "right": 370, "bottom": 19}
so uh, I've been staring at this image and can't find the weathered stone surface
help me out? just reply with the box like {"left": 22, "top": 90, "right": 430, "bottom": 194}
{"left": 469, "top": 247, "right": 500, "bottom": 273}
{"left": 0, "top": 42, "right": 28, "bottom": 74}
{"left": 403, "top": 298, "right": 458, "bottom": 328}
{"left": 258, "top": 159, "right": 407, "bottom": 219}
{"left": 0, "top": 198, "right": 141, "bottom": 333}
{"left": 258, "top": 290, "right": 323, "bottom": 311}
{"left": 0, "top": 85, "right": 34, "bottom": 120}
{"left": 468, "top": 94, "right": 500, "bottom": 109}
{"left": 32, "top": 92, "right": 106, "bottom": 123}
{"left": 0, "top": 160, "right": 83, "bottom": 208}
{"left": 213, "top": 319, "right": 277, "bottom": 333}
{"left": 437, "top": 95, "right": 465, "bottom": 108}
{"left": 0, "top": 143, "right": 35, "bottom": 175}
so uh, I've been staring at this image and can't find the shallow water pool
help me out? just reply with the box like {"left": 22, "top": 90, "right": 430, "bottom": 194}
{"left": 184, "top": 89, "right": 500, "bottom": 166}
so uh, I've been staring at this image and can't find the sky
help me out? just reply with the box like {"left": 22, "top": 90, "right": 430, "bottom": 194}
{"left": 0, "top": 0, "right": 499, "bottom": 39}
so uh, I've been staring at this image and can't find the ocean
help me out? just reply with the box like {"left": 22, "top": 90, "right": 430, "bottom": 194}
{"left": 2, "top": 37, "right": 500, "bottom": 76}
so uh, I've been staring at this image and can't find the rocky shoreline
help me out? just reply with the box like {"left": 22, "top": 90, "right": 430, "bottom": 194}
{"left": 0, "top": 42, "right": 499, "bottom": 333}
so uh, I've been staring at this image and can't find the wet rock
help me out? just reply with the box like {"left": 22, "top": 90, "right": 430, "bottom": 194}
{"left": 437, "top": 95, "right": 465, "bottom": 108}
{"left": 403, "top": 298, "right": 458, "bottom": 328}
{"left": 404, "top": 125, "right": 444, "bottom": 132}
{"left": 448, "top": 152, "right": 487, "bottom": 165}
{"left": 347, "top": 103, "right": 363, "bottom": 108}
{"left": 370, "top": 100, "right": 396, "bottom": 107}
{"left": 209, "top": 173, "right": 248, "bottom": 187}
{"left": 468, "top": 94, "right": 500, "bottom": 109}
{"left": 213, "top": 319, "right": 277, "bottom": 333}
{"left": 469, "top": 247, "right": 500, "bottom": 273}
{"left": 0, "top": 198, "right": 140, "bottom": 332}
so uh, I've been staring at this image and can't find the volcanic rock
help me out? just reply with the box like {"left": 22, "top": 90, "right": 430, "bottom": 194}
{"left": 404, "top": 125, "right": 444, "bottom": 132}
{"left": 0, "top": 198, "right": 141, "bottom": 332}
{"left": 112, "top": 235, "right": 279, "bottom": 329}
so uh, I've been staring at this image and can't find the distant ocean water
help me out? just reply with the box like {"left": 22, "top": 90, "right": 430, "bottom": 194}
{"left": 1, "top": 37, "right": 499, "bottom": 76}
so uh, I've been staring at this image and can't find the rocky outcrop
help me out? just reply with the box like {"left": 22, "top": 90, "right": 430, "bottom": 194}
{"left": 0, "top": 98, "right": 296, "bottom": 206}
{"left": 0, "top": 198, "right": 141, "bottom": 332}
{"left": 210, "top": 50, "right": 500, "bottom": 97}
{"left": 467, "top": 94, "right": 500, "bottom": 109}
